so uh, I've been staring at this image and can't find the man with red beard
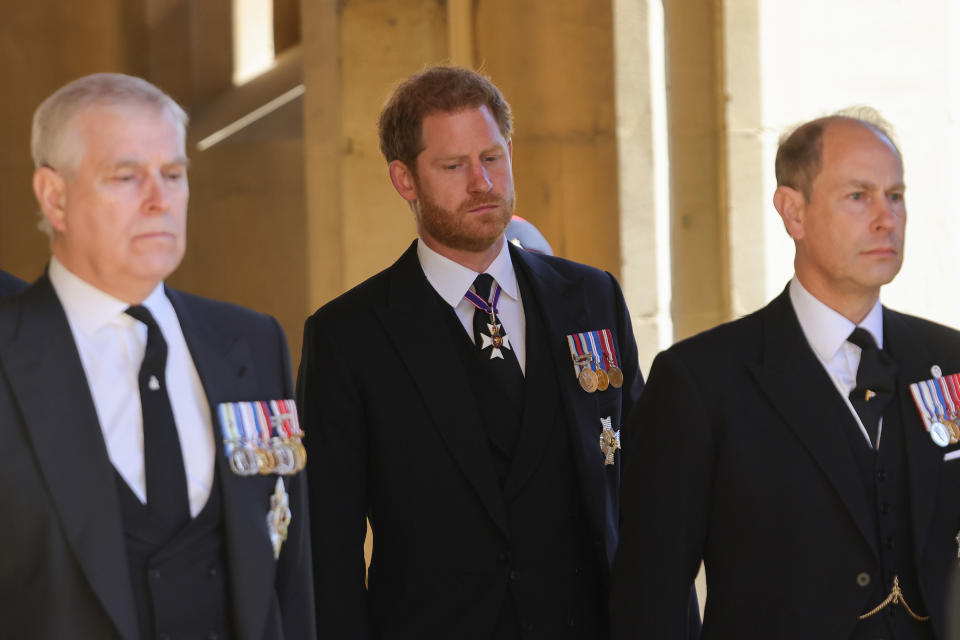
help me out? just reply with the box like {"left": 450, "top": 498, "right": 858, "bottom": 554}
{"left": 298, "top": 66, "right": 646, "bottom": 639}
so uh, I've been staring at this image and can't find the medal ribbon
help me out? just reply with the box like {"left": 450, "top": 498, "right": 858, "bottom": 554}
{"left": 928, "top": 379, "right": 947, "bottom": 423}
{"left": 218, "top": 403, "right": 240, "bottom": 457}
{"left": 567, "top": 334, "right": 594, "bottom": 377}
{"left": 938, "top": 377, "right": 957, "bottom": 421}
{"left": 600, "top": 329, "right": 619, "bottom": 368}
{"left": 575, "top": 333, "right": 598, "bottom": 371}
{"left": 586, "top": 332, "right": 607, "bottom": 372}
{"left": 944, "top": 374, "right": 960, "bottom": 420}
{"left": 464, "top": 282, "right": 503, "bottom": 317}
{"left": 281, "top": 399, "right": 304, "bottom": 438}
{"left": 911, "top": 380, "right": 940, "bottom": 434}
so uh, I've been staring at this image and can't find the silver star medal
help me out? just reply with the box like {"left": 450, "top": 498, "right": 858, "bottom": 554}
{"left": 599, "top": 416, "right": 621, "bottom": 466}
{"left": 266, "top": 477, "right": 292, "bottom": 559}
{"left": 480, "top": 320, "right": 511, "bottom": 360}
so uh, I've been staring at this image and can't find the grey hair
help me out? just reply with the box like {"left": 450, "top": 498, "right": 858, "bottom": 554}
{"left": 31, "top": 72, "right": 188, "bottom": 173}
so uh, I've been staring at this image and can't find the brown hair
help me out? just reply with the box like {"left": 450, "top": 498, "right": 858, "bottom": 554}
{"left": 377, "top": 66, "right": 513, "bottom": 170}
{"left": 775, "top": 107, "right": 900, "bottom": 201}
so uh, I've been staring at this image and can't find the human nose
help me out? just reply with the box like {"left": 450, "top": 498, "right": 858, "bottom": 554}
{"left": 873, "top": 196, "right": 903, "bottom": 230}
{"left": 467, "top": 161, "right": 493, "bottom": 194}
{"left": 142, "top": 172, "right": 171, "bottom": 213}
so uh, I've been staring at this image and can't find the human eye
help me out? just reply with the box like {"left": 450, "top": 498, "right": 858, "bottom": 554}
{"left": 888, "top": 191, "right": 905, "bottom": 203}
{"left": 848, "top": 192, "right": 863, "bottom": 201}
{"left": 111, "top": 171, "right": 138, "bottom": 183}
{"left": 164, "top": 168, "right": 186, "bottom": 181}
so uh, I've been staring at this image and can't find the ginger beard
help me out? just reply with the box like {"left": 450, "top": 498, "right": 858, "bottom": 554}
{"left": 412, "top": 175, "right": 515, "bottom": 253}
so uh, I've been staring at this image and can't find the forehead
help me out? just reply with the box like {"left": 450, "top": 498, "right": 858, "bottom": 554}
{"left": 817, "top": 121, "right": 903, "bottom": 185}
{"left": 69, "top": 103, "right": 186, "bottom": 164}
{"left": 419, "top": 105, "right": 506, "bottom": 156}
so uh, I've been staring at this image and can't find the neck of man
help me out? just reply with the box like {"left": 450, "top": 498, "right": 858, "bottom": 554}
{"left": 53, "top": 248, "right": 156, "bottom": 305}
{"left": 420, "top": 234, "right": 505, "bottom": 274}
{"left": 795, "top": 270, "right": 881, "bottom": 325}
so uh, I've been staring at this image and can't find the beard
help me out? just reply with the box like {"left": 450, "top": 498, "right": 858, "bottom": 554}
{"left": 414, "top": 182, "right": 515, "bottom": 253}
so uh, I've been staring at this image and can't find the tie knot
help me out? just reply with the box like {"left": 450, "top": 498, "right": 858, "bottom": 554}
{"left": 125, "top": 304, "right": 157, "bottom": 327}
{"left": 847, "top": 327, "right": 879, "bottom": 352}
{"left": 473, "top": 273, "right": 494, "bottom": 301}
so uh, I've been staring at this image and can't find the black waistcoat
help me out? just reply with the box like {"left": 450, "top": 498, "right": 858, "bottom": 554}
{"left": 839, "top": 389, "right": 933, "bottom": 640}
{"left": 435, "top": 266, "right": 604, "bottom": 639}
{"left": 115, "top": 467, "right": 233, "bottom": 640}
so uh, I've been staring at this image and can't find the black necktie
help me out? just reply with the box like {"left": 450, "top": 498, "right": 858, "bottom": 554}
{"left": 847, "top": 327, "right": 897, "bottom": 447}
{"left": 470, "top": 274, "right": 524, "bottom": 455}
{"left": 126, "top": 305, "right": 190, "bottom": 527}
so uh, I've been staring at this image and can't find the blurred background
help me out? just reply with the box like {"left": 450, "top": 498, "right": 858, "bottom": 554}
{"left": 2, "top": 0, "right": 958, "bottom": 376}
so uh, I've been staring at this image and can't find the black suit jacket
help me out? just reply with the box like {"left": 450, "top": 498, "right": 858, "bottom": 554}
{"left": 0, "top": 269, "right": 26, "bottom": 298}
{"left": 299, "top": 241, "right": 643, "bottom": 638}
{"left": 611, "top": 288, "right": 960, "bottom": 639}
{"left": 0, "top": 276, "right": 315, "bottom": 640}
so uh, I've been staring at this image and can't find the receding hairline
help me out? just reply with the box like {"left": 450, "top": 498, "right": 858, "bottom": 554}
{"left": 31, "top": 73, "right": 188, "bottom": 171}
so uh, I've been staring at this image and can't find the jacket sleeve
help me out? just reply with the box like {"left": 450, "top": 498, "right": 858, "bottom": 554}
{"left": 297, "top": 312, "right": 372, "bottom": 640}
{"left": 610, "top": 347, "right": 712, "bottom": 639}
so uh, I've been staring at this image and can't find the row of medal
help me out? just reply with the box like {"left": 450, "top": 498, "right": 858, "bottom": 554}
{"left": 218, "top": 399, "right": 307, "bottom": 476}
{"left": 908, "top": 372, "right": 960, "bottom": 448}
{"left": 567, "top": 329, "right": 623, "bottom": 393}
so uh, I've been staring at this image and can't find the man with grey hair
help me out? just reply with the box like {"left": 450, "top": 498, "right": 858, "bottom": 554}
{"left": 612, "top": 111, "right": 960, "bottom": 638}
{"left": 0, "top": 73, "right": 315, "bottom": 639}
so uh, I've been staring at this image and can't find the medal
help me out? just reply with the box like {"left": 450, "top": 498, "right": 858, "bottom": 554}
{"left": 585, "top": 332, "right": 610, "bottom": 391}
{"left": 938, "top": 375, "right": 960, "bottom": 444}
{"left": 465, "top": 280, "right": 513, "bottom": 360}
{"left": 599, "top": 329, "right": 624, "bottom": 389}
{"left": 910, "top": 378, "right": 951, "bottom": 448}
{"left": 578, "top": 365, "right": 599, "bottom": 393}
{"left": 218, "top": 399, "right": 305, "bottom": 475}
{"left": 266, "top": 477, "right": 292, "bottom": 559}
{"left": 599, "top": 416, "right": 621, "bottom": 466}
{"left": 568, "top": 333, "right": 601, "bottom": 393}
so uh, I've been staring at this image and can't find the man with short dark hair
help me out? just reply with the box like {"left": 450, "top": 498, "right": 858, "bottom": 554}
{"left": 299, "top": 66, "right": 644, "bottom": 638}
{"left": 0, "top": 73, "right": 315, "bottom": 639}
{"left": 0, "top": 270, "right": 26, "bottom": 297}
{"left": 611, "top": 112, "right": 960, "bottom": 638}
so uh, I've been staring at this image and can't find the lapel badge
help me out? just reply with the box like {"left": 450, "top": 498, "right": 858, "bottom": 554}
{"left": 599, "top": 416, "right": 621, "bottom": 466}
{"left": 865, "top": 389, "right": 877, "bottom": 402}
{"left": 908, "top": 373, "right": 960, "bottom": 448}
{"left": 267, "top": 477, "right": 292, "bottom": 559}
{"left": 217, "top": 399, "right": 306, "bottom": 476}
{"left": 567, "top": 329, "right": 622, "bottom": 393}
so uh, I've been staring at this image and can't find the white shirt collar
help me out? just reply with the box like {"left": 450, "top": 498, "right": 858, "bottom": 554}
{"left": 788, "top": 275, "right": 884, "bottom": 362}
{"left": 48, "top": 256, "right": 167, "bottom": 334}
{"left": 416, "top": 238, "right": 519, "bottom": 306}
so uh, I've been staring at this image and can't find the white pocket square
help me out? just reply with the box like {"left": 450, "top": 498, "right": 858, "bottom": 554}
{"left": 944, "top": 450, "right": 960, "bottom": 462}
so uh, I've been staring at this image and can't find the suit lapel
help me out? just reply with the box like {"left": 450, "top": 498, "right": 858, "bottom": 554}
{"left": 0, "top": 277, "right": 139, "bottom": 639}
{"left": 882, "top": 308, "right": 944, "bottom": 562}
{"left": 375, "top": 243, "right": 509, "bottom": 537}
{"left": 167, "top": 289, "right": 276, "bottom": 640}
{"left": 507, "top": 249, "right": 613, "bottom": 541}
{"left": 747, "top": 290, "right": 878, "bottom": 556}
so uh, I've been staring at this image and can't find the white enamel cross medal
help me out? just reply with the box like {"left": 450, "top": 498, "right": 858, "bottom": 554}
{"left": 480, "top": 319, "right": 512, "bottom": 360}
{"left": 599, "top": 416, "right": 621, "bottom": 466}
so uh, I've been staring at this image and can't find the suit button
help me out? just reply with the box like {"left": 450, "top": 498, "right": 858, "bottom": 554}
{"left": 856, "top": 572, "right": 871, "bottom": 587}
{"left": 879, "top": 502, "right": 889, "bottom": 515}
{"left": 567, "top": 616, "right": 577, "bottom": 627}
{"left": 877, "top": 469, "right": 888, "bottom": 481}
{"left": 208, "top": 565, "right": 219, "bottom": 578}
{"left": 149, "top": 569, "right": 161, "bottom": 580}
{"left": 207, "top": 633, "right": 220, "bottom": 640}
{"left": 510, "top": 569, "right": 521, "bottom": 581}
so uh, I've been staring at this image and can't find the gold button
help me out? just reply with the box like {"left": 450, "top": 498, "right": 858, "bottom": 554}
{"left": 856, "top": 572, "right": 871, "bottom": 587}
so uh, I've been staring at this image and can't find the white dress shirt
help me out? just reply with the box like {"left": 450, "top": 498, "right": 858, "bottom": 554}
{"left": 789, "top": 276, "right": 885, "bottom": 447}
{"left": 417, "top": 238, "right": 527, "bottom": 374}
{"left": 49, "top": 257, "right": 214, "bottom": 516}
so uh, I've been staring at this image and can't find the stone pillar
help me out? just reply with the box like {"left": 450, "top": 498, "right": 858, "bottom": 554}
{"left": 664, "top": 0, "right": 730, "bottom": 340}
{"left": 475, "top": 1, "right": 622, "bottom": 279}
